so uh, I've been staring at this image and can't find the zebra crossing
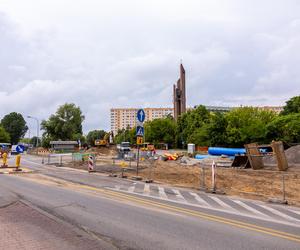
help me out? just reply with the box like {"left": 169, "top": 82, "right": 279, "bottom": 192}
{"left": 107, "top": 182, "right": 300, "bottom": 226}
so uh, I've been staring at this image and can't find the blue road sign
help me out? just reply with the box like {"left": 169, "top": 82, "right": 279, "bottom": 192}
{"left": 136, "top": 126, "right": 144, "bottom": 137}
{"left": 137, "top": 109, "right": 146, "bottom": 123}
{"left": 16, "top": 145, "right": 24, "bottom": 153}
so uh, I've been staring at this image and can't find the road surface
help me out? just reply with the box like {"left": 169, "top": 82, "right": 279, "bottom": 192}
{"left": 0, "top": 154, "right": 300, "bottom": 249}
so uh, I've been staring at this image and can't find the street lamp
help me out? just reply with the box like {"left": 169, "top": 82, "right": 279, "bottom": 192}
{"left": 27, "top": 116, "right": 40, "bottom": 148}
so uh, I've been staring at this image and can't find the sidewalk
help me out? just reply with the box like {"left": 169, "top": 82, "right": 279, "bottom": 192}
{"left": 0, "top": 201, "right": 113, "bottom": 250}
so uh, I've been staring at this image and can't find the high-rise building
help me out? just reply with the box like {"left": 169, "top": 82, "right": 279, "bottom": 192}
{"left": 173, "top": 64, "right": 186, "bottom": 120}
{"left": 257, "top": 106, "right": 283, "bottom": 114}
{"left": 110, "top": 108, "right": 174, "bottom": 135}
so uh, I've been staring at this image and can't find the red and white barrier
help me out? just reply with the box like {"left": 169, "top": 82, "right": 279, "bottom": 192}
{"left": 88, "top": 155, "right": 94, "bottom": 172}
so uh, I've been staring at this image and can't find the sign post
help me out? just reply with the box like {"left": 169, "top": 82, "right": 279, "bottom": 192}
{"left": 136, "top": 109, "right": 145, "bottom": 178}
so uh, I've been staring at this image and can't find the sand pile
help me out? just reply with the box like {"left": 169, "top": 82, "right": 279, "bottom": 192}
{"left": 87, "top": 146, "right": 117, "bottom": 156}
{"left": 264, "top": 145, "right": 300, "bottom": 166}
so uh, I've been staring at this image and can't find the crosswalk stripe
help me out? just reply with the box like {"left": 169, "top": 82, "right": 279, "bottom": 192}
{"left": 144, "top": 184, "right": 150, "bottom": 196}
{"left": 232, "top": 200, "right": 269, "bottom": 218}
{"left": 259, "top": 205, "right": 300, "bottom": 221}
{"left": 189, "top": 192, "right": 210, "bottom": 207}
{"left": 172, "top": 189, "right": 187, "bottom": 203}
{"left": 290, "top": 209, "right": 300, "bottom": 215}
{"left": 158, "top": 187, "right": 168, "bottom": 199}
{"left": 115, "top": 185, "right": 121, "bottom": 191}
{"left": 128, "top": 186, "right": 135, "bottom": 193}
{"left": 209, "top": 196, "right": 238, "bottom": 211}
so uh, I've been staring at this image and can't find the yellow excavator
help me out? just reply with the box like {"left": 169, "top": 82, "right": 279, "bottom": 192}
{"left": 94, "top": 132, "right": 111, "bottom": 147}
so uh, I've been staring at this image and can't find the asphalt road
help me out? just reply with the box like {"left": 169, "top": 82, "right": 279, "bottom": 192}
{"left": 1, "top": 154, "right": 300, "bottom": 249}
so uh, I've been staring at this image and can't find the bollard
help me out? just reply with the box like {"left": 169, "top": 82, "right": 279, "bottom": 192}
{"left": 15, "top": 154, "right": 22, "bottom": 171}
{"left": 1, "top": 152, "right": 8, "bottom": 168}
{"left": 120, "top": 161, "right": 128, "bottom": 178}
{"left": 59, "top": 155, "right": 62, "bottom": 166}
{"left": 88, "top": 155, "right": 95, "bottom": 172}
{"left": 211, "top": 161, "right": 216, "bottom": 193}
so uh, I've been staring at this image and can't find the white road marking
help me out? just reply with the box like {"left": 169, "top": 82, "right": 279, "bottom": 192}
{"left": 172, "top": 189, "right": 187, "bottom": 203}
{"left": 128, "top": 186, "right": 135, "bottom": 193}
{"left": 209, "top": 196, "right": 238, "bottom": 211}
{"left": 288, "top": 209, "right": 300, "bottom": 215}
{"left": 144, "top": 184, "right": 150, "bottom": 196}
{"left": 259, "top": 205, "right": 300, "bottom": 221}
{"left": 232, "top": 200, "right": 269, "bottom": 218}
{"left": 158, "top": 187, "right": 168, "bottom": 199}
{"left": 115, "top": 185, "right": 121, "bottom": 191}
{"left": 189, "top": 192, "right": 210, "bottom": 207}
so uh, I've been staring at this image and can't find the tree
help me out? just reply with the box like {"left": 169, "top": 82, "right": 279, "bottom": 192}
{"left": 208, "top": 112, "right": 228, "bottom": 147}
{"left": 1, "top": 112, "right": 28, "bottom": 144}
{"left": 41, "top": 103, "right": 85, "bottom": 141}
{"left": 114, "top": 126, "right": 135, "bottom": 145}
{"left": 30, "top": 136, "right": 41, "bottom": 147}
{"left": 266, "top": 113, "right": 300, "bottom": 143}
{"left": 225, "top": 107, "right": 276, "bottom": 147}
{"left": 86, "top": 130, "right": 106, "bottom": 146}
{"left": 176, "top": 105, "right": 211, "bottom": 147}
{"left": 144, "top": 117, "right": 176, "bottom": 146}
{"left": 281, "top": 96, "right": 300, "bottom": 115}
{"left": 0, "top": 126, "right": 10, "bottom": 142}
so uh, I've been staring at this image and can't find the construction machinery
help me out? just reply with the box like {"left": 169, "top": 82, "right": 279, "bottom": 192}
{"left": 94, "top": 132, "right": 112, "bottom": 147}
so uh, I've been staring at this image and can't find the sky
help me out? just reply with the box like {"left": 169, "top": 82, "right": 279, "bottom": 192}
{"left": 0, "top": 0, "right": 300, "bottom": 135}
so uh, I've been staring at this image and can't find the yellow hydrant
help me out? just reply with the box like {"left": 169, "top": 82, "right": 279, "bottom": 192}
{"left": 2, "top": 152, "right": 8, "bottom": 167}
{"left": 15, "top": 154, "right": 21, "bottom": 170}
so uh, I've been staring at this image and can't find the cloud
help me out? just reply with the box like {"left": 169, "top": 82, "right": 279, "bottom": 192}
{"left": 0, "top": 1, "right": 300, "bottom": 133}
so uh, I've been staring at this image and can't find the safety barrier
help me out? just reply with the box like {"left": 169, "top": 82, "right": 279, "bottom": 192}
{"left": 44, "top": 153, "right": 73, "bottom": 166}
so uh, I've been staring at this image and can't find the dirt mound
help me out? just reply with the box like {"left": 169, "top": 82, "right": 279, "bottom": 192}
{"left": 285, "top": 145, "right": 300, "bottom": 164}
{"left": 264, "top": 145, "right": 300, "bottom": 167}
{"left": 86, "top": 146, "right": 117, "bottom": 156}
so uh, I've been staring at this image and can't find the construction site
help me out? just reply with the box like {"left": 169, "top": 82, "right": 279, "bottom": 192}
{"left": 29, "top": 139, "right": 300, "bottom": 207}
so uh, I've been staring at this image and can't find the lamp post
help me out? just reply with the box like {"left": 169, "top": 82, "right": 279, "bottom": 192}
{"left": 27, "top": 116, "right": 39, "bottom": 148}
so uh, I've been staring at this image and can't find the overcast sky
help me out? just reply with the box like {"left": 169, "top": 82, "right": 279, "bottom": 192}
{"left": 1, "top": 0, "right": 300, "bottom": 134}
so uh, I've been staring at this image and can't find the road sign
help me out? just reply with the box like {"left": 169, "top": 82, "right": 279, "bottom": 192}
{"left": 136, "top": 136, "right": 143, "bottom": 145}
{"left": 16, "top": 145, "right": 24, "bottom": 153}
{"left": 137, "top": 109, "right": 145, "bottom": 123}
{"left": 136, "top": 126, "right": 144, "bottom": 137}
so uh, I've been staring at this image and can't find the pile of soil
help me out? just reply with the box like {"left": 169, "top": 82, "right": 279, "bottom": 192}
{"left": 285, "top": 145, "right": 300, "bottom": 164}
{"left": 264, "top": 145, "right": 300, "bottom": 168}
{"left": 86, "top": 146, "right": 117, "bottom": 156}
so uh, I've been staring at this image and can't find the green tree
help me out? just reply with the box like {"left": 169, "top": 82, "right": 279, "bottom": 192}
{"left": 225, "top": 107, "right": 276, "bottom": 147}
{"left": 41, "top": 103, "right": 85, "bottom": 141}
{"left": 177, "top": 105, "right": 211, "bottom": 147}
{"left": 86, "top": 130, "right": 106, "bottom": 146}
{"left": 208, "top": 112, "right": 228, "bottom": 146}
{"left": 1, "top": 112, "right": 28, "bottom": 144}
{"left": 30, "top": 136, "right": 41, "bottom": 147}
{"left": 281, "top": 95, "right": 300, "bottom": 115}
{"left": 144, "top": 117, "right": 176, "bottom": 146}
{"left": 0, "top": 126, "right": 10, "bottom": 142}
{"left": 266, "top": 113, "right": 300, "bottom": 143}
{"left": 114, "top": 126, "right": 135, "bottom": 145}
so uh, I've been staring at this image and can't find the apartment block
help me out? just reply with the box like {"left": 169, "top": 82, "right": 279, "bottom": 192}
{"left": 110, "top": 108, "right": 174, "bottom": 135}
